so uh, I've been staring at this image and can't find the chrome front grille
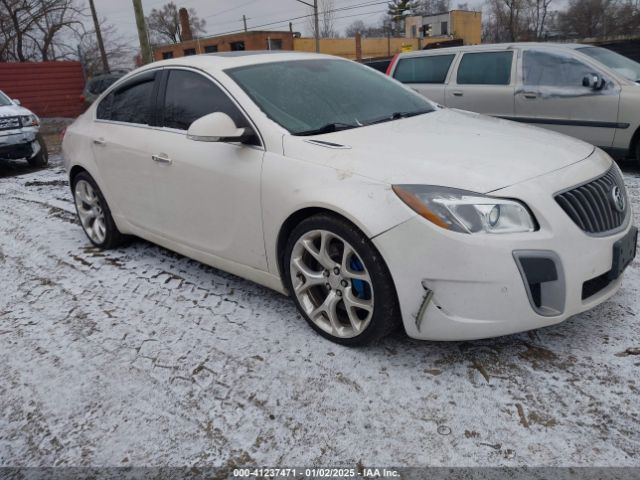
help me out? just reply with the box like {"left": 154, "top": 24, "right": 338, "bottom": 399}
{"left": 0, "top": 116, "right": 21, "bottom": 131}
{"left": 555, "top": 165, "right": 628, "bottom": 234}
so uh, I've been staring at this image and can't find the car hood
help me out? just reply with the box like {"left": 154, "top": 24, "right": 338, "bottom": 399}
{"left": 282, "top": 108, "right": 595, "bottom": 193}
{"left": 0, "top": 103, "right": 33, "bottom": 118}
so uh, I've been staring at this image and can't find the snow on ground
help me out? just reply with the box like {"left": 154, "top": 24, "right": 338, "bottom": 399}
{"left": 0, "top": 154, "right": 639, "bottom": 468}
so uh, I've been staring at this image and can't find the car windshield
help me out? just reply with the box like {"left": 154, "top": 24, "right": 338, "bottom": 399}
{"left": 226, "top": 59, "right": 434, "bottom": 135}
{"left": 0, "top": 90, "right": 12, "bottom": 106}
{"left": 577, "top": 46, "right": 640, "bottom": 83}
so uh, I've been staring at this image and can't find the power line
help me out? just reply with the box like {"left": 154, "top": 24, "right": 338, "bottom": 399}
{"left": 207, "top": 0, "right": 390, "bottom": 36}
{"left": 209, "top": 7, "right": 389, "bottom": 37}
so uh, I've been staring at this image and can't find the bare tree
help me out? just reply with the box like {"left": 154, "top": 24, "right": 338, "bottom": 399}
{"left": 556, "top": 0, "right": 618, "bottom": 37}
{"left": 78, "top": 22, "right": 135, "bottom": 76}
{"left": 484, "top": 0, "right": 640, "bottom": 41}
{"left": 0, "top": 0, "right": 85, "bottom": 61}
{"left": 416, "top": 0, "right": 451, "bottom": 15}
{"left": 483, "top": 0, "right": 530, "bottom": 41}
{"left": 344, "top": 19, "right": 387, "bottom": 37}
{"left": 307, "top": 0, "right": 337, "bottom": 38}
{"left": 146, "top": 2, "right": 206, "bottom": 45}
{"left": 528, "top": 0, "right": 554, "bottom": 39}
{"left": 30, "top": 0, "right": 84, "bottom": 61}
{"left": 612, "top": 0, "right": 640, "bottom": 35}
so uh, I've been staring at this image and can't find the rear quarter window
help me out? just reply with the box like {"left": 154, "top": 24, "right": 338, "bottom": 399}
{"left": 393, "top": 54, "right": 455, "bottom": 84}
{"left": 457, "top": 51, "right": 513, "bottom": 85}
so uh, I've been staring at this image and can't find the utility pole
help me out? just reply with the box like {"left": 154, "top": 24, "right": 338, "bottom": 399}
{"left": 294, "top": 0, "right": 320, "bottom": 53}
{"left": 243, "top": 14, "right": 248, "bottom": 32}
{"left": 132, "top": 0, "right": 153, "bottom": 64}
{"left": 88, "top": 0, "right": 109, "bottom": 73}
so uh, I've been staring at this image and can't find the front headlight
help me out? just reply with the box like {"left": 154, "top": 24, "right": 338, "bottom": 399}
{"left": 20, "top": 115, "right": 39, "bottom": 127}
{"left": 393, "top": 185, "right": 537, "bottom": 234}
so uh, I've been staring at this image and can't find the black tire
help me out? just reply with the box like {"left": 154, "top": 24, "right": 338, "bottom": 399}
{"left": 636, "top": 141, "right": 640, "bottom": 167}
{"left": 284, "top": 213, "right": 401, "bottom": 346}
{"left": 71, "top": 171, "right": 125, "bottom": 249}
{"left": 26, "top": 134, "right": 48, "bottom": 167}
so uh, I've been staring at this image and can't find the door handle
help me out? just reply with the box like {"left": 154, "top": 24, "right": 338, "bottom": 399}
{"left": 452, "top": 91, "right": 463, "bottom": 97}
{"left": 152, "top": 153, "right": 172, "bottom": 165}
{"left": 522, "top": 92, "right": 538, "bottom": 99}
{"left": 93, "top": 138, "right": 106, "bottom": 146}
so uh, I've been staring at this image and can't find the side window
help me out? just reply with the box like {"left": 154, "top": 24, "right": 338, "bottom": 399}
{"left": 162, "top": 69, "right": 250, "bottom": 132}
{"left": 105, "top": 74, "right": 155, "bottom": 125}
{"left": 268, "top": 39, "right": 283, "bottom": 50}
{"left": 523, "top": 50, "right": 594, "bottom": 88}
{"left": 457, "top": 51, "right": 513, "bottom": 85}
{"left": 96, "top": 92, "right": 113, "bottom": 120}
{"left": 393, "top": 54, "right": 455, "bottom": 84}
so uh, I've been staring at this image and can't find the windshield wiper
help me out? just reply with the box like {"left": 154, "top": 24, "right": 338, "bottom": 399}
{"left": 364, "top": 109, "right": 433, "bottom": 126}
{"left": 294, "top": 122, "right": 360, "bottom": 136}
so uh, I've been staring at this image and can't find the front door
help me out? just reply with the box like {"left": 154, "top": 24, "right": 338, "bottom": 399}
{"left": 514, "top": 48, "right": 620, "bottom": 149}
{"left": 149, "top": 68, "right": 267, "bottom": 270}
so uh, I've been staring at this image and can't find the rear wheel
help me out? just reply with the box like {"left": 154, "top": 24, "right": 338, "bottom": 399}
{"left": 27, "top": 134, "right": 48, "bottom": 167}
{"left": 72, "top": 172, "right": 124, "bottom": 249}
{"left": 636, "top": 141, "right": 640, "bottom": 167}
{"left": 284, "top": 214, "right": 400, "bottom": 346}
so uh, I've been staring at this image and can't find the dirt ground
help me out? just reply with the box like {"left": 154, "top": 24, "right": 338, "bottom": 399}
{"left": 0, "top": 124, "right": 639, "bottom": 468}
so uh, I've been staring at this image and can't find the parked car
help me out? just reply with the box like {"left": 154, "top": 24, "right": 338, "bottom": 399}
{"left": 362, "top": 57, "right": 392, "bottom": 73}
{"left": 0, "top": 90, "right": 48, "bottom": 166}
{"left": 387, "top": 43, "right": 640, "bottom": 165}
{"left": 82, "top": 71, "right": 128, "bottom": 105}
{"left": 63, "top": 52, "right": 637, "bottom": 345}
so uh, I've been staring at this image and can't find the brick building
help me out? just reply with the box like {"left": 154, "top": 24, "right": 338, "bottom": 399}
{"left": 153, "top": 31, "right": 295, "bottom": 60}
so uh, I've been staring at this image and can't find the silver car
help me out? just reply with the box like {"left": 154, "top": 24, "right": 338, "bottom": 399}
{"left": 388, "top": 43, "right": 640, "bottom": 165}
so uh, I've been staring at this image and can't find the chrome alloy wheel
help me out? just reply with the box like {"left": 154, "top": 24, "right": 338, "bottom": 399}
{"left": 290, "top": 230, "right": 374, "bottom": 338}
{"left": 74, "top": 179, "right": 107, "bottom": 244}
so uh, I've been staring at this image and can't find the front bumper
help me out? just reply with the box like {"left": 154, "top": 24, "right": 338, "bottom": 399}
{"left": 0, "top": 130, "right": 39, "bottom": 160}
{"left": 373, "top": 152, "right": 636, "bottom": 341}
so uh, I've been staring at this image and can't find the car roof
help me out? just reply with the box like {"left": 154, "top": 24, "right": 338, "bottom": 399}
{"left": 397, "top": 42, "right": 589, "bottom": 58}
{"left": 143, "top": 51, "right": 342, "bottom": 73}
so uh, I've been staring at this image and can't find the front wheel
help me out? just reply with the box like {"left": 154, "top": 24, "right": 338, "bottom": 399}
{"left": 284, "top": 214, "right": 400, "bottom": 346}
{"left": 27, "top": 134, "right": 48, "bottom": 167}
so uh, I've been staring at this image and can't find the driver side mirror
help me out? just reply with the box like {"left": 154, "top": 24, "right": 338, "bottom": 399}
{"left": 12, "top": 99, "right": 21, "bottom": 105}
{"left": 582, "top": 73, "right": 606, "bottom": 91}
{"left": 187, "top": 112, "right": 253, "bottom": 143}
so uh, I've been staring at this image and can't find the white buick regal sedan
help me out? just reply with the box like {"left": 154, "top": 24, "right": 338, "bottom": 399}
{"left": 62, "top": 51, "right": 638, "bottom": 345}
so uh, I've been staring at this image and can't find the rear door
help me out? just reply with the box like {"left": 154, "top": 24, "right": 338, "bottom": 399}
{"left": 514, "top": 47, "right": 620, "bottom": 148}
{"left": 391, "top": 53, "right": 457, "bottom": 104}
{"left": 92, "top": 70, "right": 161, "bottom": 233}
{"left": 445, "top": 50, "right": 515, "bottom": 117}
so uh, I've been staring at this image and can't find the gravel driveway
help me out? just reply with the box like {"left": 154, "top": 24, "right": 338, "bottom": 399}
{"left": 1, "top": 152, "right": 639, "bottom": 469}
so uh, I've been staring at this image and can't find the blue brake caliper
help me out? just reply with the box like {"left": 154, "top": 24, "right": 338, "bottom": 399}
{"left": 349, "top": 256, "right": 367, "bottom": 299}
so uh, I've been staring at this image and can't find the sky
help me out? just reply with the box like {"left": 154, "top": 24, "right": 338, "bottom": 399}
{"left": 95, "top": 0, "right": 484, "bottom": 44}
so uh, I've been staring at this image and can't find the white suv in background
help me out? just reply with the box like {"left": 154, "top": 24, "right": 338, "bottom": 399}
{"left": 0, "top": 89, "right": 48, "bottom": 166}
{"left": 388, "top": 43, "right": 640, "bottom": 165}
